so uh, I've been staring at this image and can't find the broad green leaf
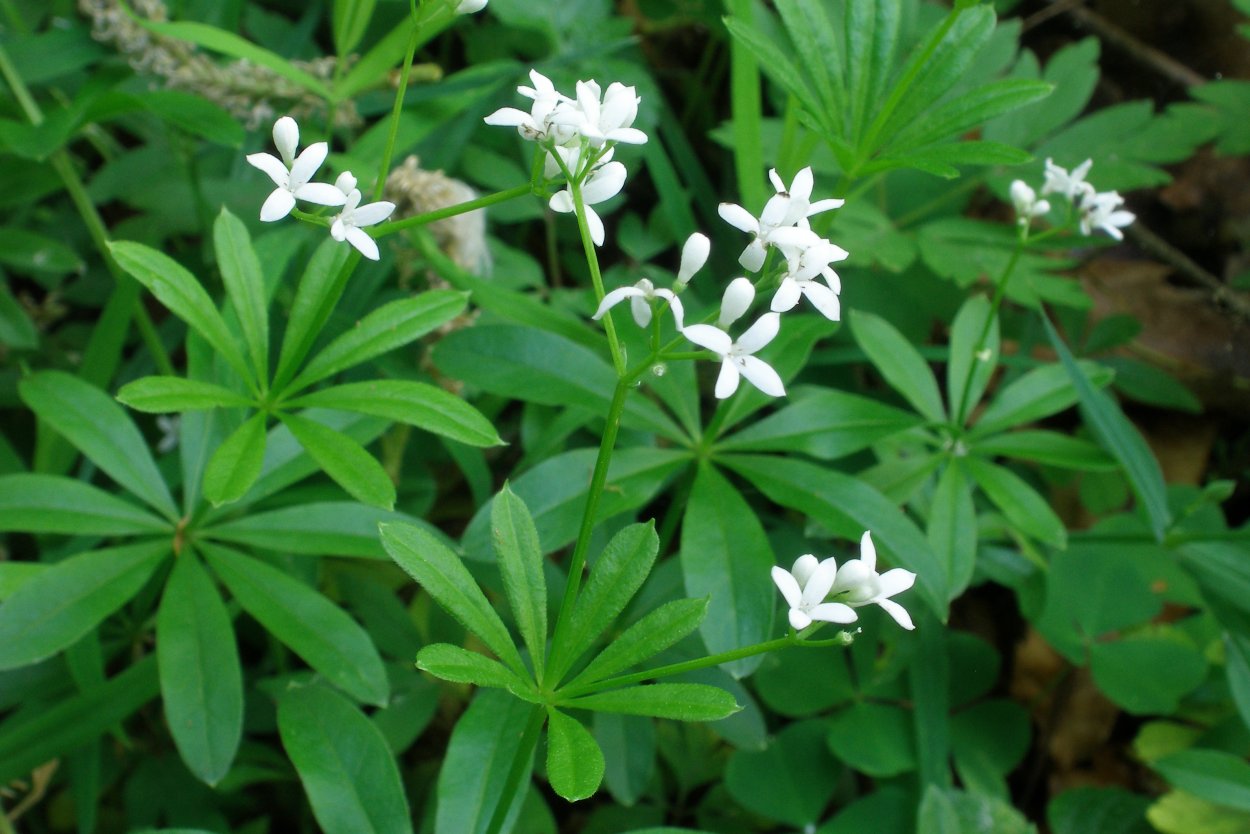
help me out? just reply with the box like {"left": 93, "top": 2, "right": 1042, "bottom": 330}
{"left": 891, "top": 78, "right": 1053, "bottom": 153}
{"left": 203, "top": 413, "right": 268, "bottom": 507}
{"left": 828, "top": 702, "right": 916, "bottom": 778}
{"left": 203, "top": 502, "right": 432, "bottom": 559}
{"left": 1147, "top": 790, "right": 1250, "bottom": 834}
{"left": 950, "top": 699, "right": 1031, "bottom": 776}
{"left": 289, "top": 379, "right": 501, "bottom": 447}
{"left": 435, "top": 691, "right": 537, "bottom": 834}
{"left": 279, "top": 411, "right": 395, "bottom": 510}
{"left": 1090, "top": 629, "right": 1206, "bottom": 715}
{"left": 416, "top": 643, "right": 528, "bottom": 691}
{"left": 973, "top": 361, "right": 1113, "bottom": 436}
{"left": 569, "top": 598, "right": 709, "bottom": 688}
{"left": 1047, "top": 786, "right": 1153, "bottom": 834}
{"left": 594, "top": 712, "right": 656, "bottom": 807}
{"left": 1154, "top": 750, "right": 1250, "bottom": 814}
{"left": 562, "top": 683, "right": 739, "bottom": 721}
{"left": 948, "top": 295, "right": 999, "bottom": 426}
{"left": 679, "top": 464, "right": 774, "bottom": 678}
{"left": 0, "top": 281, "right": 36, "bottom": 349}
{"left": 202, "top": 545, "right": 388, "bottom": 706}
{"left": 546, "top": 708, "right": 604, "bottom": 802}
{"left": 774, "top": 0, "right": 844, "bottom": 117}
{"left": 0, "top": 563, "right": 44, "bottom": 600}
{"left": 0, "top": 228, "right": 82, "bottom": 275}
{"left": 20, "top": 371, "right": 178, "bottom": 519}
{"left": 721, "top": 454, "right": 947, "bottom": 617}
{"left": 0, "top": 474, "right": 169, "bottom": 535}
{"left": 724, "top": 720, "right": 840, "bottom": 829}
{"left": 974, "top": 430, "right": 1117, "bottom": 471}
{"left": 288, "top": 290, "right": 467, "bottom": 393}
{"left": 333, "top": 0, "right": 378, "bottom": 56}
{"left": 1226, "top": 634, "right": 1250, "bottom": 735}
{"left": 715, "top": 386, "right": 920, "bottom": 460}
{"left": 108, "top": 242, "right": 253, "bottom": 388}
{"left": 0, "top": 541, "right": 169, "bottom": 670}
{"left": 844, "top": 0, "right": 900, "bottom": 144}
{"left": 279, "top": 685, "right": 412, "bottom": 834}
{"left": 849, "top": 309, "right": 946, "bottom": 423}
{"left": 380, "top": 522, "right": 525, "bottom": 676}
{"left": 158, "top": 552, "right": 242, "bottom": 786}
{"left": 1043, "top": 317, "right": 1171, "bottom": 540}
{"left": 274, "top": 239, "right": 352, "bottom": 390}
{"left": 0, "top": 656, "right": 159, "bottom": 784}
{"left": 549, "top": 523, "right": 659, "bottom": 684}
{"left": 928, "top": 462, "right": 977, "bottom": 599}
{"left": 117, "top": 376, "right": 253, "bottom": 413}
{"left": 214, "top": 208, "right": 269, "bottom": 383}
{"left": 492, "top": 485, "right": 547, "bottom": 681}
{"left": 141, "top": 89, "right": 244, "bottom": 147}
{"left": 963, "top": 457, "right": 1066, "bottom": 549}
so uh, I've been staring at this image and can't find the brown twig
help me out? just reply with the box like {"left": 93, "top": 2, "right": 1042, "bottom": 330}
{"left": 1125, "top": 221, "right": 1250, "bottom": 324}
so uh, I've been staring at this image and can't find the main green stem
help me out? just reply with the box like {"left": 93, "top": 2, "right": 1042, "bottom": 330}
{"left": 569, "top": 178, "right": 626, "bottom": 376}
{"left": 372, "top": 15, "right": 424, "bottom": 200}
{"left": 483, "top": 706, "right": 545, "bottom": 834}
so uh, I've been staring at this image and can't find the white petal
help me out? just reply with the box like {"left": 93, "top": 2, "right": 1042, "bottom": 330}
{"left": 247, "top": 152, "right": 288, "bottom": 187}
{"left": 802, "top": 557, "right": 839, "bottom": 605}
{"left": 790, "top": 554, "right": 820, "bottom": 587}
{"left": 807, "top": 198, "right": 845, "bottom": 216}
{"left": 288, "top": 142, "right": 328, "bottom": 188}
{"left": 629, "top": 295, "right": 652, "bottom": 328}
{"left": 483, "top": 107, "right": 531, "bottom": 127}
{"left": 334, "top": 171, "right": 358, "bottom": 195}
{"left": 549, "top": 190, "right": 575, "bottom": 214}
{"left": 714, "top": 359, "right": 740, "bottom": 399}
{"left": 718, "top": 202, "right": 759, "bottom": 234}
{"left": 272, "top": 116, "right": 299, "bottom": 166}
{"left": 771, "top": 566, "right": 802, "bottom": 608}
{"left": 330, "top": 217, "right": 348, "bottom": 242}
{"left": 666, "top": 295, "right": 685, "bottom": 331}
{"left": 767, "top": 168, "right": 785, "bottom": 193}
{"left": 259, "top": 188, "right": 296, "bottom": 222}
{"left": 788, "top": 608, "right": 813, "bottom": 631}
{"left": 831, "top": 559, "right": 872, "bottom": 597}
{"left": 350, "top": 200, "right": 396, "bottom": 228}
{"left": 860, "top": 531, "right": 877, "bottom": 572}
{"left": 677, "top": 233, "right": 710, "bottom": 286}
{"left": 876, "top": 597, "right": 914, "bottom": 630}
{"left": 759, "top": 193, "right": 791, "bottom": 228}
{"left": 809, "top": 602, "right": 859, "bottom": 624}
{"left": 582, "top": 161, "right": 627, "bottom": 204}
{"left": 718, "top": 277, "right": 755, "bottom": 328}
{"left": 605, "top": 127, "right": 648, "bottom": 145}
{"left": 790, "top": 167, "right": 814, "bottom": 202}
{"left": 737, "top": 355, "right": 785, "bottom": 397}
{"left": 344, "top": 226, "right": 380, "bottom": 261}
{"left": 585, "top": 206, "right": 605, "bottom": 246}
{"left": 682, "top": 323, "right": 732, "bottom": 355}
{"left": 735, "top": 312, "right": 780, "bottom": 354}
{"left": 294, "top": 182, "right": 349, "bottom": 207}
{"left": 801, "top": 281, "right": 841, "bottom": 321}
{"left": 738, "top": 240, "right": 766, "bottom": 272}
{"left": 770, "top": 277, "right": 802, "bottom": 312}
{"left": 877, "top": 568, "right": 916, "bottom": 598}
{"left": 593, "top": 286, "right": 644, "bottom": 320}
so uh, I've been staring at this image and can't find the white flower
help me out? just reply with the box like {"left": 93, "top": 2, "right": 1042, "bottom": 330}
{"left": 548, "top": 159, "right": 627, "bottom": 246}
{"left": 330, "top": 189, "right": 396, "bottom": 261}
{"left": 830, "top": 532, "right": 916, "bottom": 630}
{"left": 717, "top": 277, "right": 755, "bottom": 328}
{"left": 674, "top": 232, "right": 710, "bottom": 290}
{"left": 551, "top": 80, "right": 648, "bottom": 147}
{"left": 246, "top": 116, "right": 346, "bottom": 222}
{"left": 718, "top": 167, "right": 842, "bottom": 272}
{"left": 483, "top": 70, "right": 577, "bottom": 145}
{"left": 1010, "top": 179, "right": 1051, "bottom": 226}
{"left": 771, "top": 554, "right": 858, "bottom": 631}
{"left": 1041, "top": 158, "right": 1094, "bottom": 201}
{"left": 684, "top": 312, "right": 785, "bottom": 399}
{"left": 593, "top": 278, "right": 684, "bottom": 330}
{"left": 156, "top": 415, "right": 180, "bottom": 454}
{"left": 1078, "top": 189, "right": 1135, "bottom": 241}
{"left": 456, "top": 0, "right": 488, "bottom": 13}
{"left": 768, "top": 228, "right": 847, "bottom": 321}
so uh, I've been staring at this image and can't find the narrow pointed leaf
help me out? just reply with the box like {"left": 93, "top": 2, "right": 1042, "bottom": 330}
{"left": 570, "top": 597, "right": 709, "bottom": 688}
{"left": 214, "top": 208, "right": 270, "bottom": 383}
{"left": 973, "top": 360, "right": 1114, "bottom": 436}
{"left": 20, "top": 371, "right": 178, "bottom": 519}
{"left": 279, "top": 411, "right": 395, "bottom": 510}
{"left": 963, "top": 457, "right": 1067, "bottom": 548}
{"left": 562, "top": 683, "right": 740, "bottom": 722}
{"left": 108, "top": 241, "right": 253, "bottom": 387}
{"left": 117, "top": 376, "right": 253, "bottom": 413}
{"left": 928, "top": 463, "right": 977, "bottom": 599}
{"left": 279, "top": 685, "right": 413, "bottom": 834}
{"left": 380, "top": 522, "right": 525, "bottom": 676}
{"left": 202, "top": 544, "right": 388, "bottom": 705}
{"left": 491, "top": 485, "right": 547, "bottom": 681}
{"left": 274, "top": 239, "right": 352, "bottom": 389}
{"left": 416, "top": 643, "right": 529, "bottom": 691}
{"left": 203, "top": 413, "right": 268, "bottom": 507}
{"left": 947, "top": 295, "right": 999, "bottom": 426}
{"left": 849, "top": 310, "right": 946, "bottom": 423}
{"left": 204, "top": 502, "right": 436, "bottom": 559}
{"left": 0, "top": 541, "right": 170, "bottom": 670}
{"left": 0, "top": 474, "right": 169, "bottom": 535}
{"left": 546, "top": 708, "right": 605, "bottom": 802}
{"left": 158, "top": 552, "right": 242, "bottom": 786}
{"left": 289, "top": 380, "right": 501, "bottom": 447}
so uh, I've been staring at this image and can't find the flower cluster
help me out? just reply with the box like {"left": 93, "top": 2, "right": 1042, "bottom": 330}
{"left": 1010, "top": 158, "right": 1136, "bottom": 241}
{"left": 246, "top": 117, "right": 395, "bottom": 261}
{"left": 484, "top": 70, "right": 647, "bottom": 246}
{"left": 771, "top": 532, "right": 916, "bottom": 632}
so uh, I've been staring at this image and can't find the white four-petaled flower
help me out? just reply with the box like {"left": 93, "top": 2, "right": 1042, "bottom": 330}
{"left": 830, "top": 532, "right": 917, "bottom": 630}
{"left": 331, "top": 190, "right": 396, "bottom": 261}
{"left": 552, "top": 80, "right": 648, "bottom": 147}
{"left": 593, "top": 278, "right": 684, "bottom": 330}
{"left": 483, "top": 70, "right": 576, "bottom": 145}
{"left": 718, "top": 167, "right": 843, "bottom": 271}
{"left": 768, "top": 227, "right": 847, "bottom": 321}
{"left": 548, "top": 158, "right": 627, "bottom": 246}
{"left": 684, "top": 310, "right": 784, "bottom": 399}
{"left": 1041, "top": 158, "right": 1094, "bottom": 200}
{"left": 246, "top": 116, "right": 346, "bottom": 221}
{"left": 771, "top": 554, "right": 858, "bottom": 631}
{"left": 1078, "top": 189, "right": 1135, "bottom": 241}
{"left": 1010, "top": 179, "right": 1051, "bottom": 227}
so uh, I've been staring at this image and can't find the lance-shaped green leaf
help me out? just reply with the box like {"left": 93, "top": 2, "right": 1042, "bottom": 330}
{"left": 287, "top": 290, "right": 467, "bottom": 394}
{"left": 561, "top": 683, "right": 740, "bottom": 721}
{"left": 214, "top": 208, "right": 269, "bottom": 383}
{"left": 289, "top": 380, "right": 502, "bottom": 447}
{"left": 972, "top": 361, "right": 1113, "bottom": 436}
{"left": 274, "top": 239, "right": 352, "bottom": 389}
{"left": 416, "top": 643, "right": 530, "bottom": 692}
{"left": 20, "top": 371, "right": 178, "bottom": 520}
{"left": 963, "top": 456, "right": 1066, "bottom": 549}
{"left": 947, "top": 295, "right": 999, "bottom": 426}
{"left": 158, "top": 551, "right": 242, "bottom": 786}
{"left": 279, "top": 685, "right": 413, "bottom": 834}
{"left": 0, "top": 540, "right": 170, "bottom": 669}
{"left": 546, "top": 708, "right": 605, "bottom": 802}
{"left": 108, "top": 241, "right": 253, "bottom": 388}
{"left": 927, "top": 462, "right": 977, "bottom": 600}
{"left": 117, "top": 376, "right": 253, "bottom": 413}
{"left": 974, "top": 430, "right": 1116, "bottom": 471}
{"left": 568, "top": 597, "right": 709, "bottom": 688}
{"left": 1153, "top": 749, "right": 1250, "bottom": 813}
{"left": 491, "top": 485, "right": 547, "bottom": 680}
{"left": 332, "top": 0, "right": 378, "bottom": 55}
{"left": 0, "top": 474, "right": 169, "bottom": 535}
{"left": 548, "top": 522, "right": 658, "bottom": 683}
{"left": 203, "top": 413, "right": 268, "bottom": 507}
{"left": 202, "top": 544, "right": 388, "bottom": 706}
{"left": 1043, "top": 317, "right": 1171, "bottom": 540}
{"left": 849, "top": 310, "right": 946, "bottom": 423}
{"left": 380, "top": 522, "right": 526, "bottom": 677}
{"left": 279, "top": 411, "right": 395, "bottom": 510}
{"left": 203, "top": 502, "right": 437, "bottom": 559}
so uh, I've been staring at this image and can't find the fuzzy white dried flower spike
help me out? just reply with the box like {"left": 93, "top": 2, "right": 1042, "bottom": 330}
{"left": 684, "top": 311, "right": 785, "bottom": 399}
{"left": 830, "top": 532, "right": 917, "bottom": 630}
{"left": 1078, "top": 189, "right": 1135, "bottom": 241}
{"left": 1041, "top": 158, "right": 1094, "bottom": 201}
{"left": 246, "top": 116, "right": 346, "bottom": 221}
{"left": 1010, "top": 179, "right": 1050, "bottom": 226}
{"left": 551, "top": 79, "right": 648, "bottom": 147}
{"left": 455, "top": 0, "right": 488, "bottom": 13}
{"left": 771, "top": 554, "right": 858, "bottom": 631}
{"left": 719, "top": 166, "right": 843, "bottom": 271}
{"left": 483, "top": 69, "right": 576, "bottom": 145}
{"left": 768, "top": 227, "right": 848, "bottom": 321}
{"left": 331, "top": 190, "right": 396, "bottom": 261}
{"left": 548, "top": 159, "right": 627, "bottom": 246}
